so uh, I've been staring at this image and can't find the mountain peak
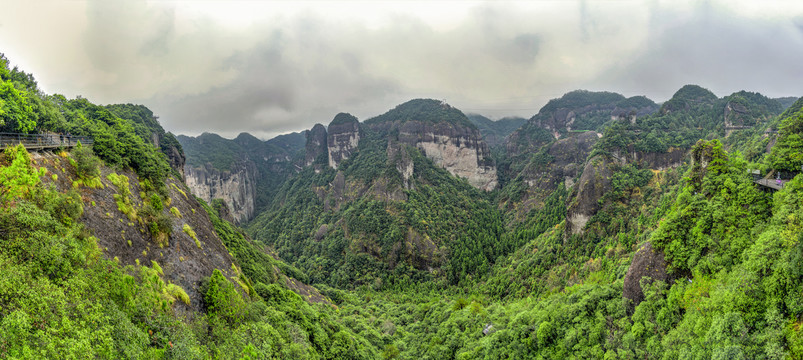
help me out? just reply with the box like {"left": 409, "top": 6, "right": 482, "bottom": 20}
{"left": 365, "top": 98, "right": 476, "bottom": 129}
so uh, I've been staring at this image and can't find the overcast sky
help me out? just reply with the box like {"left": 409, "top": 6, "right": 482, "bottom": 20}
{"left": 2, "top": 0, "right": 802, "bottom": 139}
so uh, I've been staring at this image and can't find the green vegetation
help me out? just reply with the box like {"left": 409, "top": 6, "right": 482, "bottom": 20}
{"left": 466, "top": 114, "right": 526, "bottom": 148}
{"left": 184, "top": 223, "right": 201, "bottom": 248}
{"left": 364, "top": 98, "right": 477, "bottom": 129}
{"left": 177, "top": 131, "right": 305, "bottom": 212}
{"left": 767, "top": 109, "right": 803, "bottom": 172}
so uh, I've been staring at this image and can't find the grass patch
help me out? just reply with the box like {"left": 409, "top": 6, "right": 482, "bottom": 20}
{"left": 107, "top": 173, "right": 137, "bottom": 221}
{"left": 170, "top": 206, "right": 182, "bottom": 218}
{"left": 166, "top": 284, "right": 190, "bottom": 305}
{"left": 183, "top": 224, "right": 201, "bottom": 248}
{"left": 171, "top": 182, "right": 188, "bottom": 200}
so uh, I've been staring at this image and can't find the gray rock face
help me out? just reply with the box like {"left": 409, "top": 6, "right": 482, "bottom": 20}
{"left": 387, "top": 140, "right": 414, "bottom": 190}
{"left": 512, "top": 132, "right": 599, "bottom": 220}
{"left": 567, "top": 155, "right": 613, "bottom": 235}
{"left": 623, "top": 242, "right": 670, "bottom": 309}
{"left": 305, "top": 124, "right": 328, "bottom": 166}
{"left": 184, "top": 162, "right": 256, "bottom": 223}
{"left": 327, "top": 113, "right": 360, "bottom": 169}
{"left": 610, "top": 148, "right": 686, "bottom": 171}
{"left": 566, "top": 147, "right": 686, "bottom": 235}
{"left": 166, "top": 144, "right": 186, "bottom": 180}
{"left": 395, "top": 121, "right": 498, "bottom": 191}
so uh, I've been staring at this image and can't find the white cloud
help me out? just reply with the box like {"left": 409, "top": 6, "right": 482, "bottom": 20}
{"left": 0, "top": 0, "right": 801, "bottom": 139}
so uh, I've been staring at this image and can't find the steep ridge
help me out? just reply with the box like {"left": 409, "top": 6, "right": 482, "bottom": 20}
{"left": 30, "top": 151, "right": 236, "bottom": 312}
{"left": 565, "top": 85, "right": 784, "bottom": 235}
{"left": 365, "top": 99, "right": 498, "bottom": 190}
{"left": 506, "top": 90, "right": 658, "bottom": 157}
{"left": 247, "top": 100, "right": 508, "bottom": 287}
{"left": 178, "top": 131, "right": 305, "bottom": 223}
{"left": 106, "top": 104, "right": 186, "bottom": 179}
{"left": 327, "top": 113, "right": 360, "bottom": 169}
{"left": 466, "top": 114, "right": 527, "bottom": 148}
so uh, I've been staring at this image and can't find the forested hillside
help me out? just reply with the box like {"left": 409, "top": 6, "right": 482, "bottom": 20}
{"left": 0, "top": 54, "right": 387, "bottom": 358}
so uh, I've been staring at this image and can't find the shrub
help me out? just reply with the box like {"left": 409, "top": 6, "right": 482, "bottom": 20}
{"left": 203, "top": 269, "right": 247, "bottom": 324}
{"left": 71, "top": 144, "right": 100, "bottom": 179}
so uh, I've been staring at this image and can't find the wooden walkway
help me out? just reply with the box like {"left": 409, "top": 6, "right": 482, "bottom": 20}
{"left": 0, "top": 132, "right": 93, "bottom": 151}
{"left": 755, "top": 178, "right": 786, "bottom": 191}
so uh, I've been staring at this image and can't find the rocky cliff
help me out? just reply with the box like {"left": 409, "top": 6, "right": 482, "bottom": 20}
{"left": 365, "top": 99, "right": 498, "bottom": 191}
{"left": 506, "top": 131, "right": 600, "bottom": 221}
{"left": 327, "top": 113, "right": 360, "bottom": 169}
{"left": 31, "top": 151, "right": 239, "bottom": 312}
{"left": 305, "top": 123, "right": 328, "bottom": 167}
{"left": 185, "top": 162, "right": 257, "bottom": 223}
{"left": 565, "top": 147, "right": 687, "bottom": 235}
{"left": 178, "top": 132, "right": 305, "bottom": 223}
{"left": 506, "top": 91, "right": 657, "bottom": 157}
{"left": 566, "top": 155, "right": 614, "bottom": 234}
{"left": 399, "top": 121, "right": 497, "bottom": 190}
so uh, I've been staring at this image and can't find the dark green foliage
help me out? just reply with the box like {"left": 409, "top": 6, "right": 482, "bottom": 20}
{"left": 178, "top": 131, "right": 305, "bottom": 212}
{"left": 204, "top": 269, "right": 247, "bottom": 324}
{"left": 767, "top": 108, "right": 803, "bottom": 172}
{"left": 329, "top": 112, "right": 359, "bottom": 126}
{"left": 71, "top": 143, "right": 101, "bottom": 179}
{"left": 198, "top": 198, "right": 285, "bottom": 286}
{"left": 466, "top": 114, "right": 526, "bottom": 148}
{"left": 660, "top": 84, "right": 718, "bottom": 114}
{"left": 364, "top": 98, "right": 477, "bottom": 129}
{"left": 779, "top": 96, "right": 803, "bottom": 120}
{"left": 538, "top": 90, "right": 626, "bottom": 115}
{"left": 247, "top": 126, "right": 510, "bottom": 288}
{"left": 178, "top": 132, "right": 243, "bottom": 171}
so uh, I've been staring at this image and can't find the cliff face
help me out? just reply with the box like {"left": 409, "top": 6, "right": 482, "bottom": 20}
{"left": 397, "top": 120, "right": 498, "bottom": 191}
{"left": 162, "top": 138, "right": 186, "bottom": 179}
{"left": 566, "top": 148, "right": 686, "bottom": 235}
{"left": 305, "top": 124, "right": 328, "bottom": 167}
{"left": 185, "top": 162, "right": 257, "bottom": 224}
{"left": 507, "top": 131, "right": 600, "bottom": 221}
{"left": 505, "top": 91, "right": 657, "bottom": 157}
{"left": 362, "top": 99, "right": 498, "bottom": 191}
{"left": 327, "top": 113, "right": 360, "bottom": 169}
{"left": 178, "top": 131, "right": 305, "bottom": 223}
{"left": 567, "top": 155, "right": 614, "bottom": 235}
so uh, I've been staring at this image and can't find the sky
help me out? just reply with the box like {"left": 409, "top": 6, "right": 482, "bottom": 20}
{"left": 1, "top": 0, "right": 803, "bottom": 139}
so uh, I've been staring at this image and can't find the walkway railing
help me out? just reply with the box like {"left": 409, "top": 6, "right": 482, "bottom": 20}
{"left": 0, "top": 132, "right": 93, "bottom": 151}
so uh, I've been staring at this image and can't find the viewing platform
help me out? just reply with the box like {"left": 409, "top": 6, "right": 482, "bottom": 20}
{"left": 0, "top": 132, "right": 93, "bottom": 151}
{"left": 754, "top": 178, "right": 786, "bottom": 191}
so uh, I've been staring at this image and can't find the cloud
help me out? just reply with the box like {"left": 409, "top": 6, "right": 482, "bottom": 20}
{"left": 592, "top": 3, "right": 803, "bottom": 100}
{"left": 2, "top": 1, "right": 802, "bottom": 139}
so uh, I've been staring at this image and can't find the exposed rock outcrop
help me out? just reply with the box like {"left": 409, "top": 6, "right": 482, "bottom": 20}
{"left": 305, "top": 124, "right": 328, "bottom": 167}
{"left": 506, "top": 91, "right": 657, "bottom": 157}
{"left": 364, "top": 99, "right": 498, "bottom": 191}
{"left": 387, "top": 140, "right": 414, "bottom": 190}
{"left": 31, "top": 152, "right": 239, "bottom": 313}
{"left": 165, "top": 144, "right": 186, "bottom": 179}
{"left": 623, "top": 242, "right": 670, "bottom": 309}
{"left": 395, "top": 121, "right": 498, "bottom": 190}
{"left": 327, "top": 113, "right": 360, "bottom": 169}
{"left": 610, "top": 147, "right": 686, "bottom": 171}
{"left": 566, "top": 156, "right": 613, "bottom": 235}
{"left": 508, "top": 131, "right": 600, "bottom": 221}
{"left": 185, "top": 162, "right": 257, "bottom": 224}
